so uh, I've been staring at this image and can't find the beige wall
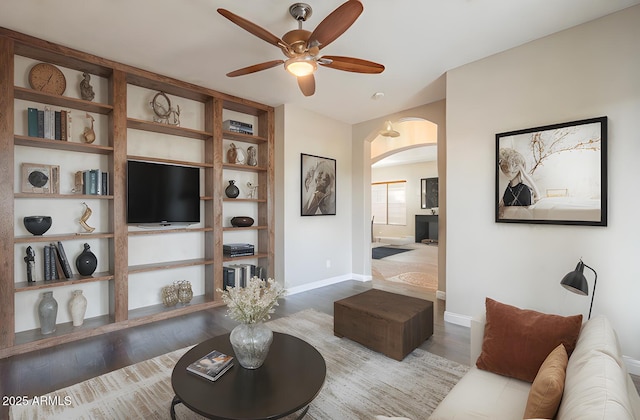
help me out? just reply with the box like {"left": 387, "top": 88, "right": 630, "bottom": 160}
{"left": 445, "top": 6, "right": 640, "bottom": 370}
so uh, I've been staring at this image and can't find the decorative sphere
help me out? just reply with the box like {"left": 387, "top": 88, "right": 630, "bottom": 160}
{"left": 23, "top": 216, "right": 52, "bottom": 235}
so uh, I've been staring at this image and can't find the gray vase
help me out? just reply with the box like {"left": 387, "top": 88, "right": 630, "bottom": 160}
{"left": 229, "top": 322, "right": 273, "bottom": 369}
{"left": 38, "top": 291, "right": 58, "bottom": 335}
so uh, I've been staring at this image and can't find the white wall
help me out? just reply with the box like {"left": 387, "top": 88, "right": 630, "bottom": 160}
{"left": 371, "top": 160, "right": 437, "bottom": 240}
{"left": 446, "top": 6, "right": 640, "bottom": 366}
{"left": 275, "top": 104, "right": 355, "bottom": 293}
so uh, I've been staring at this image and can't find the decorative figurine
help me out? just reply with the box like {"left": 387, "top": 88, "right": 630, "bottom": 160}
{"left": 82, "top": 113, "right": 96, "bottom": 143}
{"left": 247, "top": 182, "right": 259, "bottom": 199}
{"left": 79, "top": 72, "right": 95, "bottom": 101}
{"left": 79, "top": 202, "right": 96, "bottom": 233}
{"left": 25, "top": 246, "right": 35, "bottom": 282}
{"left": 149, "top": 91, "right": 180, "bottom": 126}
{"left": 247, "top": 146, "right": 257, "bottom": 166}
{"left": 227, "top": 143, "right": 238, "bottom": 163}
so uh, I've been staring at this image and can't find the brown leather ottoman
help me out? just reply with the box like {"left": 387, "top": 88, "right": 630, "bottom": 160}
{"left": 334, "top": 289, "right": 434, "bottom": 361}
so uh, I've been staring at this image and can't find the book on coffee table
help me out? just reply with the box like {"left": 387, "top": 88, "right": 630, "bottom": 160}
{"left": 187, "top": 350, "right": 234, "bottom": 382}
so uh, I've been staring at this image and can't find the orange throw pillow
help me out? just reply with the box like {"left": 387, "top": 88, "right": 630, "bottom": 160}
{"left": 523, "top": 344, "right": 568, "bottom": 419}
{"left": 476, "top": 297, "right": 581, "bottom": 382}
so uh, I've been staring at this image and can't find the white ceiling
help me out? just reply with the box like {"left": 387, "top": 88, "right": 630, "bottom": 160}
{"left": 1, "top": 1, "right": 638, "bottom": 124}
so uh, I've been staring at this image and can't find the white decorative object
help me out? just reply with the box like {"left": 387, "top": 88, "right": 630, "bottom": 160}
{"left": 69, "top": 290, "right": 87, "bottom": 327}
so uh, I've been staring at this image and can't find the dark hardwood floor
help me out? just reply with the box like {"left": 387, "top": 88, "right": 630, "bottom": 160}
{"left": 0, "top": 280, "right": 469, "bottom": 419}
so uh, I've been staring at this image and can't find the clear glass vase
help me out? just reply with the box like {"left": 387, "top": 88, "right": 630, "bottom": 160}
{"left": 229, "top": 322, "right": 273, "bottom": 369}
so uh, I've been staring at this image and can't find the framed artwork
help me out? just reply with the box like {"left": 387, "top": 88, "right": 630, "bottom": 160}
{"left": 21, "top": 163, "right": 60, "bottom": 194}
{"left": 301, "top": 153, "right": 336, "bottom": 216}
{"left": 495, "top": 116, "right": 607, "bottom": 226}
{"left": 421, "top": 177, "right": 438, "bottom": 209}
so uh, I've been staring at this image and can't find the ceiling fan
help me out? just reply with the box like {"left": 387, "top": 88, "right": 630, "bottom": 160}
{"left": 217, "top": 0, "right": 385, "bottom": 97}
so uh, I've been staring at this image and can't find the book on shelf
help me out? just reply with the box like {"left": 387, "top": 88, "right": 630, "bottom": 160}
{"left": 223, "top": 119, "right": 253, "bottom": 131}
{"left": 78, "top": 169, "right": 107, "bottom": 195}
{"left": 53, "top": 241, "right": 73, "bottom": 279}
{"left": 187, "top": 350, "right": 234, "bottom": 382}
{"left": 26, "top": 106, "right": 71, "bottom": 140}
{"left": 51, "top": 244, "right": 65, "bottom": 280}
{"left": 43, "top": 245, "right": 54, "bottom": 280}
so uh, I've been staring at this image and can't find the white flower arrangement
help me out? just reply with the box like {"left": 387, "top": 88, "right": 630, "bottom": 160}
{"left": 217, "top": 277, "right": 285, "bottom": 324}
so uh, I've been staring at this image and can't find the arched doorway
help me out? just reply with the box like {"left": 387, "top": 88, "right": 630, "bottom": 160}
{"left": 369, "top": 118, "right": 439, "bottom": 299}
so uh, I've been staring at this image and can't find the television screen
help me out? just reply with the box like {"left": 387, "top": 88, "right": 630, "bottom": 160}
{"left": 127, "top": 160, "right": 200, "bottom": 227}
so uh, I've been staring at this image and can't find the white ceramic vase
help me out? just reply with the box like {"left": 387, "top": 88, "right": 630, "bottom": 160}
{"left": 69, "top": 290, "right": 87, "bottom": 327}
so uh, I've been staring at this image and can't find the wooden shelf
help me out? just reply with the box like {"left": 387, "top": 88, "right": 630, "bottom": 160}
{"left": 128, "top": 227, "right": 213, "bottom": 236}
{"left": 14, "top": 135, "right": 114, "bottom": 154}
{"left": 222, "top": 130, "right": 267, "bottom": 144}
{"left": 128, "top": 295, "right": 222, "bottom": 321}
{"left": 14, "top": 232, "right": 114, "bottom": 243}
{"left": 14, "top": 86, "right": 113, "bottom": 114}
{"left": 14, "top": 272, "right": 113, "bottom": 292}
{"left": 128, "top": 258, "right": 215, "bottom": 274}
{"left": 223, "top": 163, "right": 268, "bottom": 172}
{"left": 15, "top": 192, "right": 113, "bottom": 199}
{"left": 128, "top": 118, "right": 212, "bottom": 140}
{"left": 127, "top": 154, "right": 214, "bottom": 168}
{"left": 223, "top": 225, "right": 268, "bottom": 231}
{"left": 1, "top": 28, "right": 274, "bottom": 359}
{"left": 223, "top": 253, "right": 269, "bottom": 263}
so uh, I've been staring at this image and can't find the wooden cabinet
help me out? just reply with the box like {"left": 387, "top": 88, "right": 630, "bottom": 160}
{"left": 0, "top": 27, "right": 274, "bottom": 358}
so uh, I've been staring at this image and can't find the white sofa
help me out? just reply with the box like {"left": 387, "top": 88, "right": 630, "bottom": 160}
{"left": 429, "top": 314, "right": 640, "bottom": 419}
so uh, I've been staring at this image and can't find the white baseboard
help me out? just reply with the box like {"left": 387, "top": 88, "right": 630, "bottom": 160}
{"left": 286, "top": 274, "right": 370, "bottom": 296}
{"left": 623, "top": 355, "right": 640, "bottom": 376}
{"left": 436, "top": 290, "right": 446, "bottom": 300}
{"left": 444, "top": 311, "right": 472, "bottom": 328}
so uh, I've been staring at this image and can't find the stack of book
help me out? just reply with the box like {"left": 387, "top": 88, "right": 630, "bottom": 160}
{"left": 223, "top": 119, "right": 253, "bottom": 135}
{"left": 27, "top": 107, "right": 72, "bottom": 141}
{"left": 43, "top": 241, "right": 73, "bottom": 281}
{"left": 223, "top": 243, "right": 254, "bottom": 258}
{"left": 223, "top": 264, "right": 263, "bottom": 289}
{"left": 75, "top": 169, "right": 109, "bottom": 195}
{"left": 187, "top": 350, "right": 234, "bottom": 382}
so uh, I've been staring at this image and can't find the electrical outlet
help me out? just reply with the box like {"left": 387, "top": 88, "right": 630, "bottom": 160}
{"left": 326, "top": 259, "right": 331, "bottom": 268}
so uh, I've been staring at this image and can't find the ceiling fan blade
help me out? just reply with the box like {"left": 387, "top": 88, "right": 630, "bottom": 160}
{"left": 226, "top": 60, "right": 284, "bottom": 77}
{"left": 307, "top": 0, "right": 363, "bottom": 51}
{"left": 218, "top": 8, "right": 288, "bottom": 49}
{"left": 297, "top": 74, "right": 316, "bottom": 96}
{"left": 319, "top": 56, "right": 385, "bottom": 74}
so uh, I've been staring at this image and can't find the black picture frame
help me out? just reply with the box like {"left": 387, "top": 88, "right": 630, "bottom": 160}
{"left": 496, "top": 116, "right": 607, "bottom": 226}
{"left": 421, "top": 177, "right": 438, "bottom": 209}
{"left": 301, "top": 153, "right": 336, "bottom": 216}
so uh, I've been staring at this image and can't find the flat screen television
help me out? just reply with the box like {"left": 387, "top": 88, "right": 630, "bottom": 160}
{"left": 127, "top": 160, "right": 200, "bottom": 227}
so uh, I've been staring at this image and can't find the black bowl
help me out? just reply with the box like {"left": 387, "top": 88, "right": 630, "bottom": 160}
{"left": 23, "top": 216, "right": 52, "bottom": 235}
{"left": 230, "top": 216, "right": 254, "bottom": 227}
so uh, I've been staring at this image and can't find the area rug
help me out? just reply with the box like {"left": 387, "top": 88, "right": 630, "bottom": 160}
{"left": 387, "top": 271, "right": 438, "bottom": 291}
{"left": 372, "top": 246, "right": 411, "bottom": 259}
{"left": 10, "top": 309, "right": 468, "bottom": 420}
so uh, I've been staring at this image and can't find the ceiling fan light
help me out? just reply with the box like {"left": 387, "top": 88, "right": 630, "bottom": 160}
{"left": 285, "top": 57, "right": 317, "bottom": 77}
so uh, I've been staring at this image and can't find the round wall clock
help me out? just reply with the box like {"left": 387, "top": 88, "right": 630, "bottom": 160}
{"left": 28, "top": 63, "right": 66, "bottom": 95}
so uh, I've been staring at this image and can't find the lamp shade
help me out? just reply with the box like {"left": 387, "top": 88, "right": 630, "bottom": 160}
{"left": 560, "top": 261, "right": 588, "bottom": 296}
{"left": 560, "top": 259, "right": 597, "bottom": 319}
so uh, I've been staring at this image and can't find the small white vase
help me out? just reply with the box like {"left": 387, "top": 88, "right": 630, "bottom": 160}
{"left": 69, "top": 290, "right": 87, "bottom": 327}
{"left": 229, "top": 322, "right": 273, "bottom": 369}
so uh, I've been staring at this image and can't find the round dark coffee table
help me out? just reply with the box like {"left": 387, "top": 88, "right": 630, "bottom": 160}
{"left": 171, "top": 332, "right": 326, "bottom": 419}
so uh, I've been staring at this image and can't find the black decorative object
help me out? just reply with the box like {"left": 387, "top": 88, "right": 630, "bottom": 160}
{"left": 561, "top": 259, "right": 598, "bottom": 320}
{"left": 24, "top": 246, "right": 35, "bottom": 282}
{"left": 231, "top": 216, "right": 255, "bottom": 227}
{"left": 76, "top": 243, "right": 97, "bottom": 276}
{"left": 23, "top": 216, "right": 52, "bottom": 235}
{"left": 225, "top": 180, "right": 240, "bottom": 198}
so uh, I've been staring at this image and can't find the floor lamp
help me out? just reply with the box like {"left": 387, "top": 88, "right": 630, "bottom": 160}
{"left": 560, "top": 259, "right": 598, "bottom": 320}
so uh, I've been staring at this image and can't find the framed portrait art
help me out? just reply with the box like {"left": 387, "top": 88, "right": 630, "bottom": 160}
{"left": 495, "top": 116, "right": 607, "bottom": 226}
{"left": 301, "top": 153, "right": 336, "bottom": 216}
